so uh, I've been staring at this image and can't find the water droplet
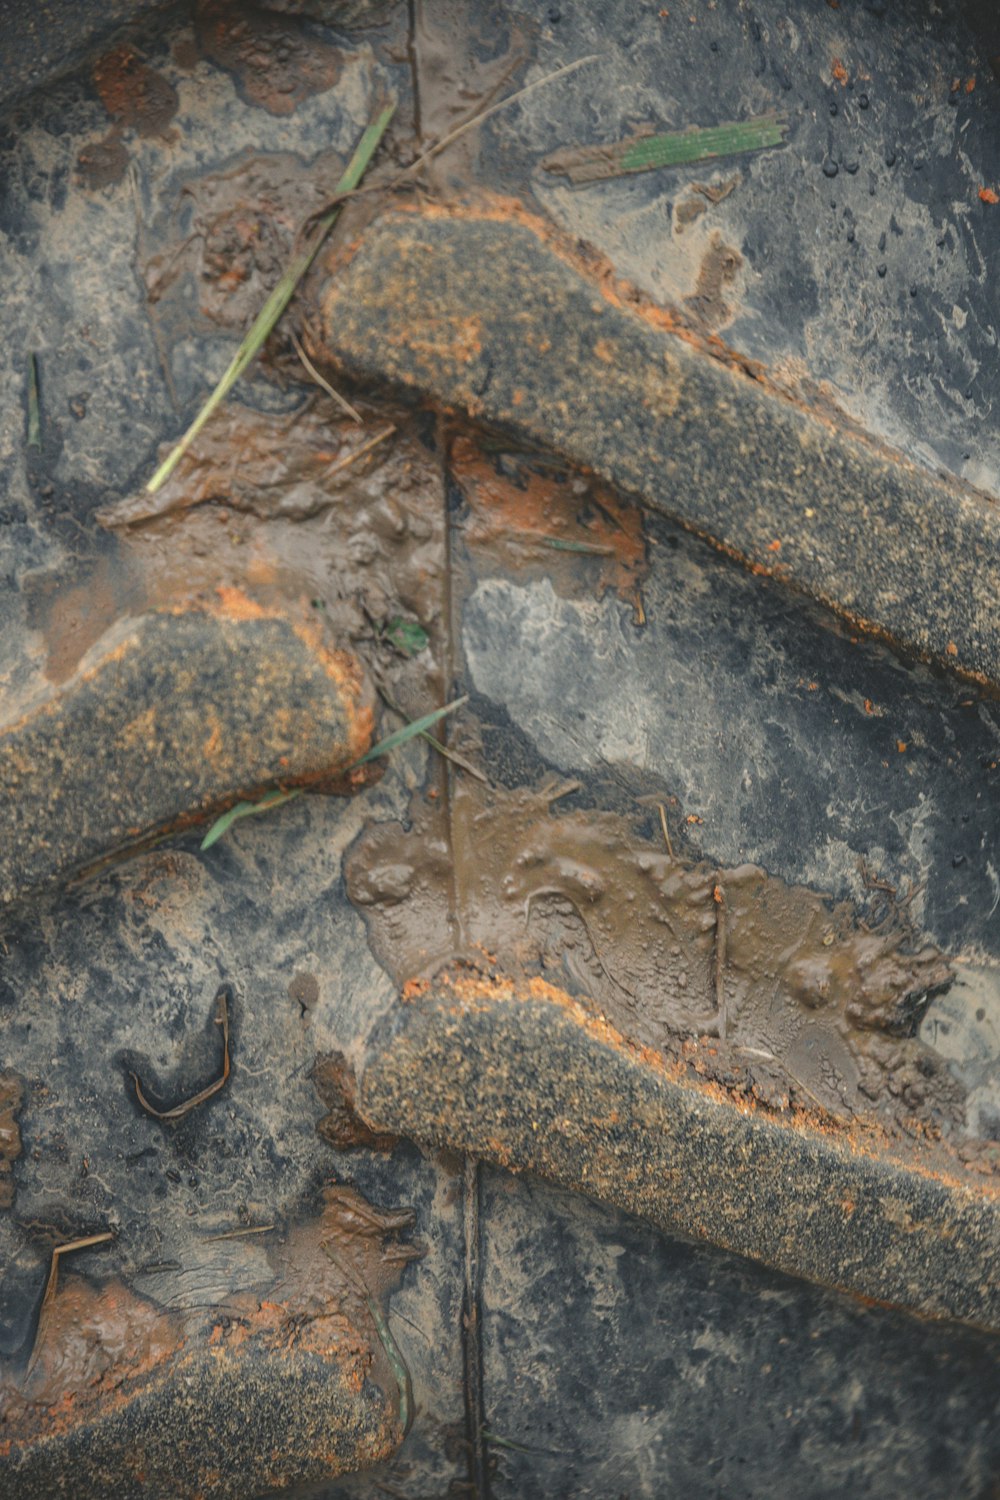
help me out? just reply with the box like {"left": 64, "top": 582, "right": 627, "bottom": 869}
{"left": 822, "top": 158, "right": 839, "bottom": 179}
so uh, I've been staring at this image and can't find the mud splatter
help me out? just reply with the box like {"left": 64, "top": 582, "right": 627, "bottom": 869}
{"left": 409, "top": 0, "right": 527, "bottom": 186}
{"left": 346, "top": 774, "right": 963, "bottom": 1139}
{"left": 313, "top": 1053, "right": 400, "bottom": 1151}
{"left": 23, "top": 396, "right": 444, "bottom": 696}
{"left": 195, "top": 1, "right": 342, "bottom": 117}
{"left": 450, "top": 433, "right": 648, "bottom": 623}
{"left": 141, "top": 151, "right": 350, "bottom": 337}
{"left": 674, "top": 175, "right": 740, "bottom": 231}
{"left": 0, "top": 1074, "right": 23, "bottom": 1210}
{"left": 76, "top": 131, "right": 129, "bottom": 191}
{"left": 684, "top": 232, "right": 743, "bottom": 328}
{"left": 93, "top": 45, "right": 178, "bottom": 138}
{"left": 0, "top": 1185, "right": 417, "bottom": 1436}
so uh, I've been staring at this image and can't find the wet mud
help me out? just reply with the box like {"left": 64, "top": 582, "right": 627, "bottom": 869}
{"left": 450, "top": 433, "right": 649, "bottom": 624}
{"left": 93, "top": 44, "right": 179, "bottom": 138}
{"left": 0, "top": 1077, "right": 23, "bottom": 1212}
{"left": 0, "top": 1184, "right": 418, "bottom": 1441}
{"left": 313, "top": 1052, "right": 400, "bottom": 1152}
{"left": 408, "top": 0, "right": 528, "bottom": 186}
{"left": 346, "top": 774, "right": 969, "bottom": 1147}
{"left": 195, "top": 1, "right": 343, "bottom": 117}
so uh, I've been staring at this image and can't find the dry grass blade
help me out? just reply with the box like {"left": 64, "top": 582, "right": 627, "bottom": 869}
{"left": 291, "top": 332, "right": 363, "bottom": 423}
{"left": 377, "top": 687, "right": 487, "bottom": 782}
{"left": 26, "top": 1232, "right": 114, "bottom": 1380}
{"left": 402, "top": 53, "right": 599, "bottom": 179}
{"left": 206, "top": 1224, "right": 276, "bottom": 1241}
{"left": 658, "top": 802, "right": 674, "bottom": 858}
{"left": 147, "top": 104, "right": 395, "bottom": 493}
{"left": 323, "top": 424, "right": 396, "bottom": 479}
{"left": 131, "top": 987, "right": 231, "bottom": 1121}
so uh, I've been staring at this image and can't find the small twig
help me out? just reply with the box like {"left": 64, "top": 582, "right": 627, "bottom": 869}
{"left": 462, "top": 1155, "right": 489, "bottom": 1499}
{"left": 205, "top": 1224, "right": 276, "bottom": 1241}
{"left": 323, "top": 424, "right": 396, "bottom": 479}
{"left": 857, "top": 855, "right": 896, "bottom": 897}
{"left": 131, "top": 986, "right": 232, "bottom": 1121}
{"left": 27, "top": 353, "right": 41, "bottom": 449}
{"left": 403, "top": 53, "right": 599, "bottom": 182}
{"left": 712, "top": 882, "right": 727, "bottom": 1042}
{"left": 657, "top": 802, "right": 674, "bottom": 859}
{"left": 291, "top": 332, "right": 363, "bottom": 423}
{"left": 26, "top": 1232, "right": 114, "bottom": 1380}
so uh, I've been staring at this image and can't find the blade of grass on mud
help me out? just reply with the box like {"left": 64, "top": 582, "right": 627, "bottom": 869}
{"left": 200, "top": 788, "right": 302, "bottom": 850}
{"left": 147, "top": 103, "right": 396, "bottom": 494}
{"left": 543, "top": 111, "right": 787, "bottom": 185}
{"left": 353, "top": 695, "right": 469, "bottom": 766}
{"left": 199, "top": 698, "right": 467, "bottom": 849}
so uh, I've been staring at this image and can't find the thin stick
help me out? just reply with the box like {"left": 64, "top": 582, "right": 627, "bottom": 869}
{"left": 291, "top": 332, "right": 363, "bottom": 423}
{"left": 131, "top": 986, "right": 231, "bottom": 1121}
{"left": 27, "top": 354, "right": 41, "bottom": 449}
{"left": 205, "top": 1225, "right": 276, "bottom": 1241}
{"left": 147, "top": 104, "right": 396, "bottom": 493}
{"left": 26, "top": 1232, "right": 114, "bottom": 1380}
{"left": 462, "top": 1155, "right": 489, "bottom": 1498}
{"left": 403, "top": 53, "right": 599, "bottom": 181}
{"left": 323, "top": 424, "right": 396, "bottom": 479}
{"left": 657, "top": 802, "right": 674, "bottom": 859}
{"left": 713, "top": 883, "right": 727, "bottom": 1042}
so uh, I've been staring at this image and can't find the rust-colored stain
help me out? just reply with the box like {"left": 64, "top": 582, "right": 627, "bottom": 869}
{"left": 684, "top": 233, "right": 744, "bottom": 329}
{"left": 93, "top": 45, "right": 178, "bottom": 136}
{"left": 831, "top": 57, "right": 849, "bottom": 85}
{"left": 195, "top": 0, "right": 342, "bottom": 116}
{"left": 451, "top": 432, "right": 649, "bottom": 623}
{"left": 0, "top": 1074, "right": 23, "bottom": 1211}
{"left": 978, "top": 187, "right": 999, "bottom": 205}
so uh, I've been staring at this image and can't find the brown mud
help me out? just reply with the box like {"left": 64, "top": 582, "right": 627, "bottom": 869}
{"left": 0, "top": 1075, "right": 23, "bottom": 1211}
{"left": 313, "top": 1052, "right": 400, "bottom": 1152}
{"left": 194, "top": 1, "right": 343, "bottom": 117}
{"left": 345, "top": 773, "right": 970, "bottom": 1148}
{"left": 408, "top": 0, "right": 529, "bottom": 188}
{"left": 93, "top": 45, "right": 179, "bottom": 138}
{"left": 140, "top": 150, "right": 353, "bottom": 338}
{"left": 0, "top": 1184, "right": 418, "bottom": 1439}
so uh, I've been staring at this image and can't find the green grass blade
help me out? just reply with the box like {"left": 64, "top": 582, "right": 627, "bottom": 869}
{"left": 544, "top": 112, "right": 787, "bottom": 185}
{"left": 352, "top": 695, "right": 468, "bottom": 767}
{"left": 147, "top": 103, "right": 396, "bottom": 494}
{"left": 200, "top": 788, "right": 302, "bottom": 850}
{"left": 199, "top": 694, "right": 466, "bottom": 849}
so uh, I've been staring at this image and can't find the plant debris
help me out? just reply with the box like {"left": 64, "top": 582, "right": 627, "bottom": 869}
{"left": 147, "top": 103, "right": 395, "bottom": 493}
{"left": 26, "top": 354, "right": 41, "bottom": 449}
{"left": 130, "top": 985, "right": 232, "bottom": 1121}
{"left": 543, "top": 111, "right": 787, "bottom": 184}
